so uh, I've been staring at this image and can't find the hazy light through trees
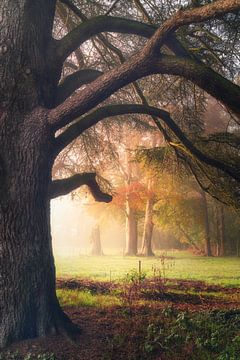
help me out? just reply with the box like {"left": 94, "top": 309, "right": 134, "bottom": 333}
{"left": 51, "top": 197, "right": 125, "bottom": 256}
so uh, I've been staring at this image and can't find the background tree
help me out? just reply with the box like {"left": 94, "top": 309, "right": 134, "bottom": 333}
{"left": 90, "top": 224, "right": 103, "bottom": 256}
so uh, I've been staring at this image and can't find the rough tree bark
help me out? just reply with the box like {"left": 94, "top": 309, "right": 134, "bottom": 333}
{"left": 0, "top": 0, "right": 74, "bottom": 348}
{"left": 0, "top": 0, "right": 110, "bottom": 348}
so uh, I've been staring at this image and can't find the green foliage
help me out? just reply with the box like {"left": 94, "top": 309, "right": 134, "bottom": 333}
{"left": 142, "top": 310, "right": 240, "bottom": 359}
{"left": 0, "top": 353, "right": 20, "bottom": 360}
{"left": 0, "top": 353, "right": 56, "bottom": 360}
{"left": 120, "top": 269, "right": 147, "bottom": 311}
{"left": 123, "top": 269, "right": 147, "bottom": 283}
{"left": 102, "top": 309, "right": 240, "bottom": 360}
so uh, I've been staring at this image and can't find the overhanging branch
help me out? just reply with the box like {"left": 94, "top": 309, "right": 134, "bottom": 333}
{"left": 55, "top": 16, "right": 155, "bottom": 62}
{"left": 49, "top": 0, "right": 240, "bottom": 130}
{"left": 55, "top": 14, "right": 195, "bottom": 63}
{"left": 54, "top": 103, "right": 240, "bottom": 182}
{"left": 154, "top": 55, "right": 240, "bottom": 117}
{"left": 56, "top": 0, "right": 239, "bottom": 64}
{"left": 49, "top": 173, "right": 112, "bottom": 202}
{"left": 49, "top": 52, "right": 240, "bottom": 130}
{"left": 145, "top": 0, "right": 240, "bottom": 54}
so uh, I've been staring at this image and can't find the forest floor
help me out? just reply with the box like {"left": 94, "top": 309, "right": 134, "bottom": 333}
{"left": 2, "top": 277, "right": 240, "bottom": 360}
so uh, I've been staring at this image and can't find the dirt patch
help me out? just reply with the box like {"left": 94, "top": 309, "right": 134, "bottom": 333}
{"left": 56, "top": 278, "right": 117, "bottom": 294}
{"left": 57, "top": 277, "right": 239, "bottom": 295}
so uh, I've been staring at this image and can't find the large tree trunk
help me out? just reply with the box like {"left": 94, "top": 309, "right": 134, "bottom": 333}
{"left": 139, "top": 179, "right": 155, "bottom": 257}
{"left": 0, "top": 109, "right": 79, "bottom": 348}
{"left": 125, "top": 196, "right": 138, "bottom": 256}
{"left": 0, "top": 1, "right": 79, "bottom": 348}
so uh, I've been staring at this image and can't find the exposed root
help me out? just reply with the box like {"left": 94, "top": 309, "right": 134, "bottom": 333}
{"left": 53, "top": 301, "right": 81, "bottom": 342}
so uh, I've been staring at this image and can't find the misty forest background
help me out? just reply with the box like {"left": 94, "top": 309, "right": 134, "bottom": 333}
{"left": 51, "top": 0, "right": 240, "bottom": 260}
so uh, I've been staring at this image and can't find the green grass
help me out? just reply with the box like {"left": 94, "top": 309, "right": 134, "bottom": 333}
{"left": 57, "top": 289, "right": 120, "bottom": 308}
{"left": 55, "top": 251, "right": 240, "bottom": 287}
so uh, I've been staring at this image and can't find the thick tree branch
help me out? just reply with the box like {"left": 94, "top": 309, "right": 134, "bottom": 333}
{"left": 56, "top": 0, "right": 239, "bottom": 63}
{"left": 49, "top": 0, "right": 239, "bottom": 130}
{"left": 145, "top": 0, "right": 240, "bottom": 54}
{"left": 57, "top": 2, "right": 85, "bottom": 67}
{"left": 55, "top": 15, "right": 194, "bottom": 63}
{"left": 55, "top": 69, "right": 102, "bottom": 105}
{"left": 155, "top": 55, "right": 240, "bottom": 117}
{"left": 58, "top": 1, "right": 194, "bottom": 110}
{"left": 49, "top": 51, "right": 154, "bottom": 129}
{"left": 49, "top": 172, "right": 112, "bottom": 201}
{"left": 55, "top": 16, "right": 154, "bottom": 62}
{"left": 49, "top": 52, "right": 240, "bottom": 129}
{"left": 54, "top": 104, "right": 239, "bottom": 182}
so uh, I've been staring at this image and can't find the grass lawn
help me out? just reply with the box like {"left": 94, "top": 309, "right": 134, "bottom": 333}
{"left": 55, "top": 250, "right": 240, "bottom": 287}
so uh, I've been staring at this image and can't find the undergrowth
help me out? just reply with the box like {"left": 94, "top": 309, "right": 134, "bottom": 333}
{"left": 104, "top": 308, "right": 240, "bottom": 360}
{"left": 0, "top": 353, "right": 56, "bottom": 360}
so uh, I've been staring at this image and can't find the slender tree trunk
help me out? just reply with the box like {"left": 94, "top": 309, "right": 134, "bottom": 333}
{"left": 201, "top": 191, "right": 212, "bottom": 256}
{"left": 214, "top": 202, "right": 221, "bottom": 256}
{"left": 140, "top": 179, "right": 155, "bottom": 257}
{"left": 90, "top": 225, "right": 103, "bottom": 255}
{"left": 214, "top": 202, "right": 226, "bottom": 257}
{"left": 219, "top": 204, "right": 226, "bottom": 256}
{"left": 125, "top": 195, "right": 138, "bottom": 256}
{"left": 237, "top": 231, "right": 240, "bottom": 257}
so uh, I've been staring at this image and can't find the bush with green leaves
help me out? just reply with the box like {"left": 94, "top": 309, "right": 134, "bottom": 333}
{"left": 142, "top": 309, "right": 240, "bottom": 359}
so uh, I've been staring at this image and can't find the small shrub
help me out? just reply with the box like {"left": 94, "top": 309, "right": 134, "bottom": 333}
{"left": 120, "top": 269, "right": 147, "bottom": 311}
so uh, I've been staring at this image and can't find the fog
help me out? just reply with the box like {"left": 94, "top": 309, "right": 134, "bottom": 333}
{"left": 51, "top": 197, "right": 125, "bottom": 257}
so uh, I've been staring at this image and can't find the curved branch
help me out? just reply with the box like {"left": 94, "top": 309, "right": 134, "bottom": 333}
{"left": 49, "top": 173, "right": 112, "bottom": 202}
{"left": 49, "top": 1, "right": 240, "bottom": 128}
{"left": 54, "top": 103, "right": 239, "bottom": 182}
{"left": 56, "top": 16, "right": 154, "bottom": 62}
{"left": 49, "top": 51, "right": 154, "bottom": 129}
{"left": 49, "top": 52, "right": 240, "bottom": 130}
{"left": 155, "top": 55, "right": 240, "bottom": 116}
{"left": 55, "top": 15, "right": 192, "bottom": 63}
{"left": 56, "top": 0, "right": 239, "bottom": 63}
{"left": 55, "top": 69, "right": 102, "bottom": 105}
{"left": 146, "top": 0, "right": 240, "bottom": 54}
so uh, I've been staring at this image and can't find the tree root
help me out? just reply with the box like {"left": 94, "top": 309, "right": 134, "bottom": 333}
{"left": 53, "top": 300, "right": 81, "bottom": 342}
